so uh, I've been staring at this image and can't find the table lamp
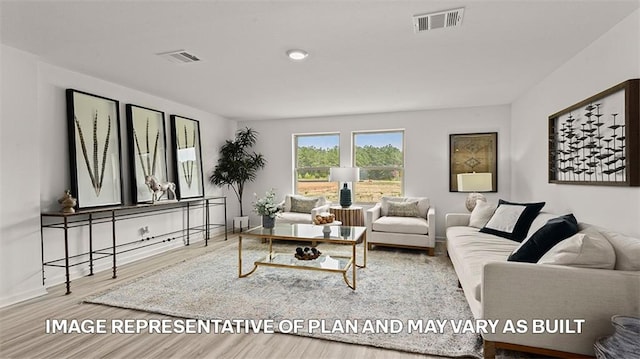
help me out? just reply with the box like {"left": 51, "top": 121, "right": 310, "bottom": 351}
{"left": 329, "top": 167, "right": 360, "bottom": 208}
{"left": 457, "top": 172, "right": 492, "bottom": 211}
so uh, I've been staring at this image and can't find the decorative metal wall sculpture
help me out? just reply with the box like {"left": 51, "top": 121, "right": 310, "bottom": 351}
{"left": 548, "top": 79, "right": 639, "bottom": 186}
{"left": 449, "top": 132, "right": 498, "bottom": 192}
{"left": 170, "top": 115, "right": 204, "bottom": 199}
{"left": 66, "top": 89, "right": 123, "bottom": 208}
{"left": 126, "top": 104, "right": 169, "bottom": 203}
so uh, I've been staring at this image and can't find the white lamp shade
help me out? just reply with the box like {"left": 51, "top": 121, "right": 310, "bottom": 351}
{"left": 177, "top": 147, "right": 197, "bottom": 162}
{"left": 329, "top": 167, "right": 360, "bottom": 182}
{"left": 457, "top": 173, "right": 492, "bottom": 192}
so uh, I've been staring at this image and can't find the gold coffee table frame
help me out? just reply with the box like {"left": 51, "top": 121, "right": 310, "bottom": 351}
{"left": 238, "top": 223, "right": 367, "bottom": 290}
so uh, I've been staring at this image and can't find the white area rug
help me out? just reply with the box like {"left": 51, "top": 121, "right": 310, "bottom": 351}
{"left": 85, "top": 240, "right": 483, "bottom": 358}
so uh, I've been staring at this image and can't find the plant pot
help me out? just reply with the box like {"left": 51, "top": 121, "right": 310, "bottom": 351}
{"left": 262, "top": 215, "right": 275, "bottom": 229}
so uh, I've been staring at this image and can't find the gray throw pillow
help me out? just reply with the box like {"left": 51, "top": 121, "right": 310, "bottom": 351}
{"left": 387, "top": 201, "right": 420, "bottom": 217}
{"left": 290, "top": 196, "right": 318, "bottom": 213}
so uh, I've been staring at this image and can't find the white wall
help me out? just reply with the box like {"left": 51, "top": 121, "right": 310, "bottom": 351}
{"left": 511, "top": 10, "right": 640, "bottom": 235}
{"left": 240, "top": 105, "right": 512, "bottom": 238}
{"left": 0, "top": 44, "right": 235, "bottom": 307}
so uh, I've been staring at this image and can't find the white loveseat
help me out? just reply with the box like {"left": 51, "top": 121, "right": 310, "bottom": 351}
{"left": 446, "top": 210, "right": 640, "bottom": 358}
{"left": 275, "top": 194, "right": 330, "bottom": 224}
{"left": 366, "top": 196, "right": 435, "bottom": 256}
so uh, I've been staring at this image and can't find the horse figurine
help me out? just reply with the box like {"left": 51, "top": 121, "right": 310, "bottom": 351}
{"left": 145, "top": 175, "right": 177, "bottom": 203}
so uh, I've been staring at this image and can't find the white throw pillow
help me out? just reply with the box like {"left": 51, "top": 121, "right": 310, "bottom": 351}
{"left": 537, "top": 227, "right": 615, "bottom": 269}
{"left": 468, "top": 200, "right": 496, "bottom": 228}
{"left": 600, "top": 229, "right": 640, "bottom": 271}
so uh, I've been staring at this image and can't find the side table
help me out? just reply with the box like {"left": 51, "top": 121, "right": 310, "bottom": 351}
{"left": 329, "top": 206, "right": 364, "bottom": 227}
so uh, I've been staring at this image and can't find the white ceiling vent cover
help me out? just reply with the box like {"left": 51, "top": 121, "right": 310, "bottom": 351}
{"left": 158, "top": 50, "right": 201, "bottom": 64}
{"left": 413, "top": 8, "right": 464, "bottom": 32}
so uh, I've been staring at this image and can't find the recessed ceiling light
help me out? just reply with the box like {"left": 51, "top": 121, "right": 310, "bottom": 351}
{"left": 286, "top": 49, "right": 308, "bottom": 61}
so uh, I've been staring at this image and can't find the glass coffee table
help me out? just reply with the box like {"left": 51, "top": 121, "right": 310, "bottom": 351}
{"left": 238, "top": 223, "right": 367, "bottom": 290}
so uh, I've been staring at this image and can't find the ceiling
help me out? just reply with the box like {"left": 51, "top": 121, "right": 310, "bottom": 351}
{"left": 1, "top": 1, "right": 639, "bottom": 121}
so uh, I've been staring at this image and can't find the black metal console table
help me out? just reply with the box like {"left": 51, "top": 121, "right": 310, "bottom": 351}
{"left": 40, "top": 196, "right": 226, "bottom": 294}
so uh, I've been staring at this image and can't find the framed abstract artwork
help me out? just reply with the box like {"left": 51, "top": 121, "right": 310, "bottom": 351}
{"left": 66, "top": 89, "right": 123, "bottom": 208}
{"left": 449, "top": 132, "right": 498, "bottom": 192}
{"left": 126, "top": 104, "right": 169, "bottom": 203}
{"left": 548, "top": 79, "right": 639, "bottom": 186}
{"left": 170, "top": 115, "right": 204, "bottom": 199}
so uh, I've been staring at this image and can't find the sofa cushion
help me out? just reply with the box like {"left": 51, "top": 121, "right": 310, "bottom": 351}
{"left": 372, "top": 216, "right": 428, "bottom": 235}
{"left": 508, "top": 214, "right": 578, "bottom": 263}
{"left": 446, "top": 226, "right": 519, "bottom": 302}
{"left": 600, "top": 229, "right": 640, "bottom": 271}
{"left": 480, "top": 199, "right": 545, "bottom": 242}
{"left": 387, "top": 201, "right": 420, "bottom": 217}
{"left": 289, "top": 196, "right": 319, "bottom": 213}
{"left": 469, "top": 200, "right": 496, "bottom": 228}
{"left": 538, "top": 227, "right": 615, "bottom": 269}
{"left": 284, "top": 195, "right": 326, "bottom": 212}
{"left": 381, "top": 197, "right": 429, "bottom": 218}
{"left": 276, "top": 211, "right": 312, "bottom": 224}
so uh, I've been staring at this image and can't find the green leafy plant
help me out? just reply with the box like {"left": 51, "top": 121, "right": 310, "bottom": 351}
{"left": 253, "top": 189, "right": 280, "bottom": 218}
{"left": 209, "top": 127, "right": 266, "bottom": 217}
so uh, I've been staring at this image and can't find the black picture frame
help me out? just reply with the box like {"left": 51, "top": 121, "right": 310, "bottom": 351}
{"left": 449, "top": 132, "right": 498, "bottom": 192}
{"left": 170, "top": 115, "right": 204, "bottom": 199}
{"left": 548, "top": 79, "right": 639, "bottom": 186}
{"left": 126, "top": 104, "right": 169, "bottom": 203}
{"left": 66, "top": 89, "right": 123, "bottom": 209}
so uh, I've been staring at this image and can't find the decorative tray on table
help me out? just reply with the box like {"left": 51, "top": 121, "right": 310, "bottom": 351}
{"left": 295, "top": 247, "right": 321, "bottom": 260}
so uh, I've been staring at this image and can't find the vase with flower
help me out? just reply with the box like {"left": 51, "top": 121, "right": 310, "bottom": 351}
{"left": 253, "top": 189, "right": 281, "bottom": 229}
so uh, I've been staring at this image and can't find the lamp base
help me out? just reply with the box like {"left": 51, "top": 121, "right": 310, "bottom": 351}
{"left": 339, "top": 183, "right": 352, "bottom": 208}
{"left": 465, "top": 193, "right": 486, "bottom": 212}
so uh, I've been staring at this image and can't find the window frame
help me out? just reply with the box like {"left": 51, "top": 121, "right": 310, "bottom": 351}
{"left": 352, "top": 129, "right": 405, "bottom": 204}
{"left": 293, "top": 132, "right": 340, "bottom": 200}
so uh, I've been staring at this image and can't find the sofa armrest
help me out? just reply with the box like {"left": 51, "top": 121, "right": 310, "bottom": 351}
{"left": 310, "top": 203, "right": 330, "bottom": 217}
{"left": 445, "top": 213, "right": 470, "bottom": 228}
{"left": 482, "top": 261, "right": 640, "bottom": 354}
{"left": 366, "top": 203, "right": 382, "bottom": 226}
{"left": 427, "top": 207, "right": 436, "bottom": 243}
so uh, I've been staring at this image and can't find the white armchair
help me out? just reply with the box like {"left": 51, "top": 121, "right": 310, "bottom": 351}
{"left": 276, "top": 194, "right": 330, "bottom": 224}
{"left": 366, "top": 196, "right": 435, "bottom": 256}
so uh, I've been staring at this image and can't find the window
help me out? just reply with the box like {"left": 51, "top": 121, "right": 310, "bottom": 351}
{"left": 294, "top": 133, "right": 340, "bottom": 201}
{"left": 353, "top": 130, "right": 404, "bottom": 203}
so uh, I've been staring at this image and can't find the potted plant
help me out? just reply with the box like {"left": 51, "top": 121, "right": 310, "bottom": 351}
{"left": 210, "top": 127, "right": 266, "bottom": 231}
{"left": 253, "top": 189, "right": 281, "bottom": 228}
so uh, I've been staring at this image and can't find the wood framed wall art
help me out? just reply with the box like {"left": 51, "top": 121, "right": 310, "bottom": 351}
{"left": 126, "top": 104, "right": 169, "bottom": 203}
{"left": 66, "top": 89, "right": 123, "bottom": 208}
{"left": 548, "top": 79, "right": 639, "bottom": 186}
{"left": 170, "top": 115, "right": 204, "bottom": 199}
{"left": 449, "top": 132, "right": 498, "bottom": 192}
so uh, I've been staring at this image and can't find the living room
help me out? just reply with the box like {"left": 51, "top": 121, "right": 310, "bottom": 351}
{"left": 1, "top": 1, "right": 639, "bottom": 358}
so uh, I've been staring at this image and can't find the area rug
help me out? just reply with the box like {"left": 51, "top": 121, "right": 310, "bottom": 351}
{"left": 85, "top": 240, "right": 483, "bottom": 358}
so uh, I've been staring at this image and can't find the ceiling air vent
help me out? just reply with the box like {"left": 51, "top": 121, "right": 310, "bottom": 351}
{"left": 413, "top": 7, "right": 464, "bottom": 33}
{"left": 158, "top": 50, "right": 201, "bottom": 64}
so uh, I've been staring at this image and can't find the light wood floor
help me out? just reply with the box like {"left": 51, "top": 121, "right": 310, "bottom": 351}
{"left": 0, "top": 234, "right": 439, "bottom": 359}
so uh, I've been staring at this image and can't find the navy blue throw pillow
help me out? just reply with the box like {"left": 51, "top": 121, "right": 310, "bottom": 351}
{"left": 508, "top": 213, "right": 579, "bottom": 263}
{"left": 479, "top": 199, "right": 546, "bottom": 242}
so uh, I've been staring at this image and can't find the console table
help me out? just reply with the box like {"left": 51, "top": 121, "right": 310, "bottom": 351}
{"left": 40, "top": 196, "right": 226, "bottom": 294}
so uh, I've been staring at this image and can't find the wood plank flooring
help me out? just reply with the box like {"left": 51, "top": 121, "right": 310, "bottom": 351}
{"left": 0, "top": 234, "right": 434, "bottom": 359}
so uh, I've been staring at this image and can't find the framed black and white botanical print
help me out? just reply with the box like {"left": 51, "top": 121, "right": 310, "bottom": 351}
{"left": 126, "top": 104, "right": 168, "bottom": 203}
{"left": 66, "top": 89, "right": 123, "bottom": 209}
{"left": 170, "top": 115, "right": 204, "bottom": 199}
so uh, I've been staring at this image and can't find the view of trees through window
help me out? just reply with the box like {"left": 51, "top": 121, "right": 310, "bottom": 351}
{"left": 295, "top": 134, "right": 340, "bottom": 201}
{"left": 294, "top": 130, "right": 404, "bottom": 203}
{"left": 354, "top": 131, "right": 404, "bottom": 203}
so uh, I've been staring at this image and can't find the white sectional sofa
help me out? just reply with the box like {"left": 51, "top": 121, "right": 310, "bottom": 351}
{"left": 446, "top": 210, "right": 640, "bottom": 358}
